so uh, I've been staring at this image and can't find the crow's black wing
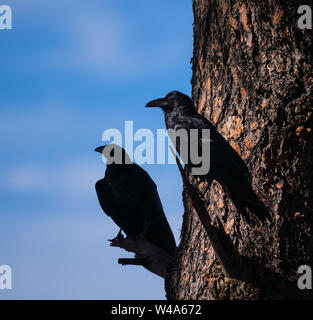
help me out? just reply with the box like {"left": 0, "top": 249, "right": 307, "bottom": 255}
{"left": 174, "top": 113, "right": 249, "bottom": 177}
{"left": 179, "top": 114, "right": 270, "bottom": 223}
{"left": 95, "top": 178, "right": 135, "bottom": 234}
{"left": 100, "top": 165, "right": 176, "bottom": 255}
{"left": 95, "top": 178, "right": 117, "bottom": 217}
{"left": 127, "top": 164, "right": 177, "bottom": 256}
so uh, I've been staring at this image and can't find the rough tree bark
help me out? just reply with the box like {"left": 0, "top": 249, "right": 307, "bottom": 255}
{"left": 166, "top": 0, "right": 313, "bottom": 300}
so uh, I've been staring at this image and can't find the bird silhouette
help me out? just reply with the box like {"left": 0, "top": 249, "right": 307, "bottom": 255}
{"left": 146, "top": 91, "right": 271, "bottom": 224}
{"left": 95, "top": 144, "right": 176, "bottom": 256}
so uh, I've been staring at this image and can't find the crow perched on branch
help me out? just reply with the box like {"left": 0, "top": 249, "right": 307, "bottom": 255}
{"left": 95, "top": 144, "right": 176, "bottom": 256}
{"left": 146, "top": 91, "right": 271, "bottom": 224}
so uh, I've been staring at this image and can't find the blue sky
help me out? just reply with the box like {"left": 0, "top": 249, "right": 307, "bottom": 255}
{"left": 0, "top": 1, "right": 193, "bottom": 299}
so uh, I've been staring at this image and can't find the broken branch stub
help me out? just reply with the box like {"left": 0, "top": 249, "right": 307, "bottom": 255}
{"left": 110, "top": 234, "right": 174, "bottom": 279}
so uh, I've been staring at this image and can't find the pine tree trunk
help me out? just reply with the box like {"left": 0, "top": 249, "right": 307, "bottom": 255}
{"left": 166, "top": 0, "right": 313, "bottom": 300}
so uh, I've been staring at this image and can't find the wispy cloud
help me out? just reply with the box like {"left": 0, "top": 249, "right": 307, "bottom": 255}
{"left": 2, "top": 159, "right": 101, "bottom": 203}
{"left": 6, "top": 0, "right": 192, "bottom": 78}
{"left": 0, "top": 212, "right": 164, "bottom": 299}
{"left": 1, "top": 0, "right": 191, "bottom": 300}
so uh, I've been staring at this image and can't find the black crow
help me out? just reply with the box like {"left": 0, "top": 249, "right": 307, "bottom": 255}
{"left": 95, "top": 144, "right": 176, "bottom": 256}
{"left": 146, "top": 91, "right": 271, "bottom": 224}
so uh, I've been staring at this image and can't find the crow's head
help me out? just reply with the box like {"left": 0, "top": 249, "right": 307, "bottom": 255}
{"left": 145, "top": 91, "right": 195, "bottom": 113}
{"left": 95, "top": 144, "right": 132, "bottom": 165}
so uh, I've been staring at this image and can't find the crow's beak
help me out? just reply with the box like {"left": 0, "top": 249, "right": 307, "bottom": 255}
{"left": 95, "top": 146, "right": 105, "bottom": 153}
{"left": 145, "top": 97, "right": 168, "bottom": 108}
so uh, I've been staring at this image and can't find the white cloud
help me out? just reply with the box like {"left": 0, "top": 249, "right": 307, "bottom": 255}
{"left": 2, "top": 158, "right": 103, "bottom": 203}
{"left": 4, "top": 166, "right": 47, "bottom": 192}
{"left": 12, "top": 0, "right": 191, "bottom": 78}
{"left": 0, "top": 99, "right": 70, "bottom": 137}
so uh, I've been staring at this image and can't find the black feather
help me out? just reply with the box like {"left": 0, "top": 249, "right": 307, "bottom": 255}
{"left": 146, "top": 91, "right": 271, "bottom": 224}
{"left": 95, "top": 145, "right": 176, "bottom": 256}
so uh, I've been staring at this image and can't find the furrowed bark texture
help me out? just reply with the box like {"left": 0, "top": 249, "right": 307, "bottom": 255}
{"left": 167, "top": 0, "right": 313, "bottom": 300}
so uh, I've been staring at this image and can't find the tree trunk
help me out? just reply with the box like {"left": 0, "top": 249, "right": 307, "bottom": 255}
{"left": 166, "top": 0, "right": 313, "bottom": 300}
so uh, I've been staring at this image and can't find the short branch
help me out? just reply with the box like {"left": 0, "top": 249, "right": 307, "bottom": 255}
{"left": 110, "top": 234, "right": 174, "bottom": 279}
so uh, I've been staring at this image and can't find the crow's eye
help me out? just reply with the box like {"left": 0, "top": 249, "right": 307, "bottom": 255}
{"left": 167, "top": 91, "right": 177, "bottom": 99}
